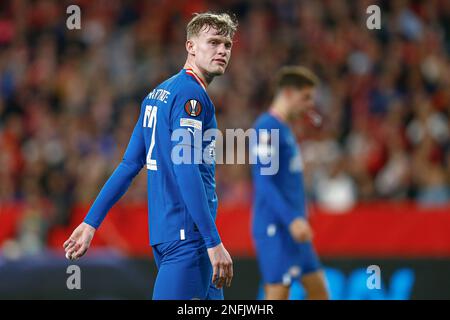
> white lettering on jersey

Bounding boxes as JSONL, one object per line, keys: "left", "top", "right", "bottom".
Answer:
{"left": 147, "top": 89, "right": 171, "bottom": 103}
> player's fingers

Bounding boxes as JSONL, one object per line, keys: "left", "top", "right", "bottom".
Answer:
{"left": 67, "top": 243, "right": 81, "bottom": 258}
{"left": 73, "top": 243, "right": 88, "bottom": 259}
{"left": 225, "top": 266, "right": 231, "bottom": 287}
{"left": 222, "top": 258, "right": 230, "bottom": 287}
{"left": 217, "top": 263, "right": 226, "bottom": 289}
{"left": 64, "top": 240, "right": 77, "bottom": 253}
{"left": 211, "top": 263, "right": 219, "bottom": 287}
{"left": 72, "top": 248, "right": 87, "bottom": 260}
{"left": 63, "top": 239, "right": 70, "bottom": 249}
{"left": 226, "top": 261, "right": 233, "bottom": 287}
{"left": 63, "top": 238, "right": 75, "bottom": 249}
{"left": 213, "top": 264, "right": 222, "bottom": 288}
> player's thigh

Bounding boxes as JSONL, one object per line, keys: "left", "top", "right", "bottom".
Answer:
{"left": 297, "top": 242, "right": 328, "bottom": 299}
{"left": 300, "top": 270, "right": 329, "bottom": 300}
{"left": 264, "top": 283, "right": 290, "bottom": 300}
{"left": 152, "top": 239, "right": 212, "bottom": 300}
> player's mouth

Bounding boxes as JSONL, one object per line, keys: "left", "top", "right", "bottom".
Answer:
{"left": 213, "top": 58, "right": 227, "bottom": 66}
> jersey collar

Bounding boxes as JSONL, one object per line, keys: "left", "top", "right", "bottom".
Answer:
{"left": 184, "top": 68, "right": 207, "bottom": 91}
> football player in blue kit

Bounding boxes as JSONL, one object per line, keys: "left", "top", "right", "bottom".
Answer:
{"left": 63, "top": 12, "right": 238, "bottom": 300}
{"left": 251, "top": 66, "right": 329, "bottom": 300}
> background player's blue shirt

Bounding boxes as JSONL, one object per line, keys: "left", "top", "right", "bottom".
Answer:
{"left": 84, "top": 69, "right": 221, "bottom": 248}
{"left": 251, "top": 112, "right": 307, "bottom": 236}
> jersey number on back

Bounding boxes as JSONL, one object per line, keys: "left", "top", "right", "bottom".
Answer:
{"left": 143, "top": 105, "right": 158, "bottom": 170}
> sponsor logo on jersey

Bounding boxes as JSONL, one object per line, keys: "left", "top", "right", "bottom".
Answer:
{"left": 180, "top": 118, "right": 202, "bottom": 130}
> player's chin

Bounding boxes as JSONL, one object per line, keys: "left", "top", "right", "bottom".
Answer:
{"left": 209, "top": 64, "right": 227, "bottom": 76}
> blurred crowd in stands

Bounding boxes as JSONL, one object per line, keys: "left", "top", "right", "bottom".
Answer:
{"left": 0, "top": 0, "right": 449, "bottom": 249}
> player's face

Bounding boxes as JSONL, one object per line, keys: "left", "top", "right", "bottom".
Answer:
{"left": 190, "top": 26, "right": 233, "bottom": 76}
{"left": 289, "top": 86, "right": 316, "bottom": 117}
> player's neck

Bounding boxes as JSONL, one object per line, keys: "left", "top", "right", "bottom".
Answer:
{"left": 183, "top": 62, "right": 211, "bottom": 88}
{"left": 269, "top": 102, "right": 291, "bottom": 125}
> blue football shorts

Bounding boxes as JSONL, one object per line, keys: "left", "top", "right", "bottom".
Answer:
{"left": 254, "top": 226, "right": 322, "bottom": 285}
{"left": 152, "top": 237, "right": 223, "bottom": 300}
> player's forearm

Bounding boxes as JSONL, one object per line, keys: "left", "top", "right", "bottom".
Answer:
{"left": 255, "top": 174, "right": 301, "bottom": 227}
{"left": 84, "top": 160, "right": 142, "bottom": 228}
{"left": 173, "top": 163, "right": 221, "bottom": 248}
{"left": 85, "top": 114, "right": 145, "bottom": 228}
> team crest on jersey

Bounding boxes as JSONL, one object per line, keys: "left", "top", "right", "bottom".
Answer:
{"left": 184, "top": 99, "right": 202, "bottom": 117}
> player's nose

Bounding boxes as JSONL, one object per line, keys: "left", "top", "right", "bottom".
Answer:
{"left": 216, "top": 43, "right": 228, "bottom": 56}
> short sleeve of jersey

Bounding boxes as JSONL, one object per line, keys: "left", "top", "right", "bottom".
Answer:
{"left": 170, "top": 85, "right": 212, "bottom": 145}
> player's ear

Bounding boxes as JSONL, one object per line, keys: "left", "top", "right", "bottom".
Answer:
{"left": 186, "top": 39, "right": 195, "bottom": 55}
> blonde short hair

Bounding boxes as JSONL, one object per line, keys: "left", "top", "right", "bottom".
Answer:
{"left": 186, "top": 12, "right": 238, "bottom": 39}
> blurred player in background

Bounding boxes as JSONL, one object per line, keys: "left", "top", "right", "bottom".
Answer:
{"left": 251, "top": 66, "right": 329, "bottom": 300}
{"left": 63, "top": 12, "right": 238, "bottom": 300}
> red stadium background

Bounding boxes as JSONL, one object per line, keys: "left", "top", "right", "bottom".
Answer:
{"left": 2, "top": 201, "right": 450, "bottom": 299}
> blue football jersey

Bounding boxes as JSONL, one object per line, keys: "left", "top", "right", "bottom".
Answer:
{"left": 84, "top": 69, "right": 221, "bottom": 248}
{"left": 251, "top": 112, "right": 307, "bottom": 236}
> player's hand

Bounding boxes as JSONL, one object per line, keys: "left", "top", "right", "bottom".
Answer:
{"left": 289, "top": 217, "right": 313, "bottom": 243}
{"left": 63, "top": 222, "right": 96, "bottom": 260}
{"left": 207, "top": 243, "right": 233, "bottom": 289}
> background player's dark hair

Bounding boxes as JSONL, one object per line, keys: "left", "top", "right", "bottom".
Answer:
{"left": 186, "top": 12, "right": 238, "bottom": 39}
{"left": 274, "top": 66, "right": 320, "bottom": 92}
